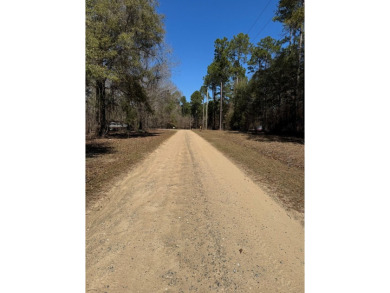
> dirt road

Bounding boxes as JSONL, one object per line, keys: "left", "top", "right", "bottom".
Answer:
{"left": 86, "top": 130, "right": 304, "bottom": 292}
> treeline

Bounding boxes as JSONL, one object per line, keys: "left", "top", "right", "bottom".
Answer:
{"left": 86, "top": 0, "right": 304, "bottom": 136}
{"left": 193, "top": 0, "right": 304, "bottom": 136}
{"left": 86, "top": 0, "right": 186, "bottom": 136}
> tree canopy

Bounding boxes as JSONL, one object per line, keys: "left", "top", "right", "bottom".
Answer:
{"left": 86, "top": 0, "right": 304, "bottom": 135}
{"left": 86, "top": 0, "right": 183, "bottom": 135}
{"left": 200, "top": 0, "right": 304, "bottom": 135}
{"left": 190, "top": 90, "right": 203, "bottom": 128}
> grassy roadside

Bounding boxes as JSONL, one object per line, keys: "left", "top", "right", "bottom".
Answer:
{"left": 86, "top": 130, "right": 176, "bottom": 209}
{"left": 194, "top": 130, "right": 304, "bottom": 219}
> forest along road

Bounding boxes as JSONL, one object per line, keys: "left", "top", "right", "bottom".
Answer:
{"left": 86, "top": 130, "right": 304, "bottom": 292}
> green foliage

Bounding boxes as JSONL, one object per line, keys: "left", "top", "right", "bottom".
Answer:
{"left": 200, "top": 0, "right": 304, "bottom": 135}
{"left": 120, "top": 99, "right": 138, "bottom": 129}
{"left": 228, "top": 33, "right": 250, "bottom": 81}
{"left": 213, "top": 37, "right": 231, "bottom": 84}
{"left": 273, "top": 0, "right": 304, "bottom": 50}
{"left": 229, "top": 80, "right": 252, "bottom": 130}
{"left": 199, "top": 85, "right": 208, "bottom": 100}
{"left": 274, "top": 0, "right": 304, "bottom": 32}
{"left": 86, "top": 0, "right": 166, "bottom": 135}
{"left": 248, "top": 36, "right": 280, "bottom": 72}
{"left": 205, "top": 62, "right": 219, "bottom": 90}
{"left": 180, "top": 96, "right": 191, "bottom": 116}
{"left": 190, "top": 90, "right": 203, "bottom": 126}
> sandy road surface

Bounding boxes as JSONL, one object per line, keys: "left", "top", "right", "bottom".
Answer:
{"left": 86, "top": 130, "right": 304, "bottom": 292}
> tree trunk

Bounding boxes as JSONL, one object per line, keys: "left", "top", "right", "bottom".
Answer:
{"left": 219, "top": 81, "right": 223, "bottom": 130}
{"left": 202, "top": 98, "right": 204, "bottom": 129}
{"left": 138, "top": 105, "right": 144, "bottom": 130}
{"left": 212, "top": 86, "right": 216, "bottom": 129}
{"left": 264, "top": 97, "right": 266, "bottom": 132}
{"left": 206, "top": 90, "right": 208, "bottom": 130}
{"left": 96, "top": 79, "right": 106, "bottom": 137}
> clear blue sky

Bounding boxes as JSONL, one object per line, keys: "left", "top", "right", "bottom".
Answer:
{"left": 157, "top": 0, "right": 284, "bottom": 101}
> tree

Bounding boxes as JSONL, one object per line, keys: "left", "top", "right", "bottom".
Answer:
{"left": 213, "top": 37, "right": 231, "bottom": 130}
{"left": 86, "top": 0, "right": 165, "bottom": 136}
{"left": 204, "top": 62, "right": 219, "bottom": 129}
{"left": 228, "top": 33, "right": 250, "bottom": 84}
{"left": 274, "top": 0, "right": 304, "bottom": 133}
{"left": 180, "top": 96, "right": 191, "bottom": 116}
{"left": 274, "top": 0, "right": 304, "bottom": 44}
{"left": 196, "top": 0, "right": 304, "bottom": 136}
{"left": 190, "top": 91, "right": 202, "bottom": 128}
{"left": 248, "top": 36, "right": 280, "bottom": 72}
{"left": 199, "top": 85, "right": 208, "bottom": 129}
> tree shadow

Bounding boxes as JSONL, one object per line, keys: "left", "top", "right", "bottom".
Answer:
{"left": 241, "top": 132, "right": 304, "bottom": 145}
{"left": 106, "top": 130, "right": 161, "bottom": 139}
{"left": 86, "top": 142, "right": 115, "bottom": 158}
{"left": 86, "top": 130, "right": 164, "bottom": 158}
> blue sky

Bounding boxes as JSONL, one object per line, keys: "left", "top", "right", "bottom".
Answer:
{"left": 157, "top": 0, "right": 284, "bottom": 101}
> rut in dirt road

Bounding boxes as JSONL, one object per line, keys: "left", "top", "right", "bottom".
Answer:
{"left": 86, "top": 130, "right": 304, "bottom": 292}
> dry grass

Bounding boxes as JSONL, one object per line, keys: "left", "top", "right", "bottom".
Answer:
{"left": 86, "top": 130, "right": 176, "bottom": 208}
{"left": 194, "top": 130, "right": 304, "bottom": 217}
